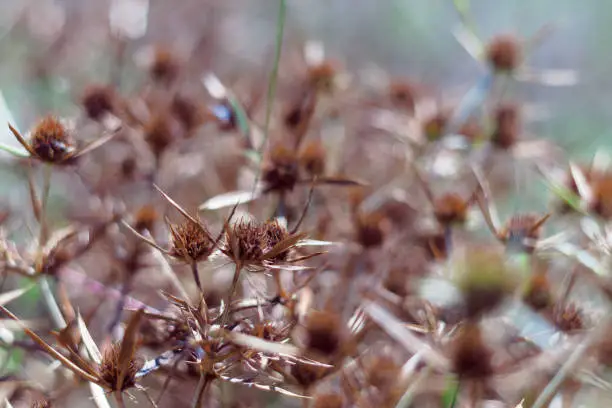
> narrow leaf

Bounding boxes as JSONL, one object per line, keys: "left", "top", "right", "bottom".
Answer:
{"left": 199, "top": 190, "right": 259, "bottom": 211}
{"left": 0, "top": 286, "right": 33, "bottom": 306}
{"left": 117, "top": 308, "right": 144, "bottom": 392}
{"left": 77, "top": 312, "right": 103, "bottom": 364}
{"left": 0, "top": 143, "right": 30, "bottom": 158}
{"left": 153, "top": 184, "right": 200, "bottom": 227}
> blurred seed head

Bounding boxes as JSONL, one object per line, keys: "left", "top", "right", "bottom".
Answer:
{"left": 592, "top": 175, "right": 612, "bottom": 219}
{"left": 433, "top": 193, "right": 469, "bottom": 226}
{"left": 365, "top": 355, "right": 400, "bottom": 389}
{"left": 308, "top": 61, "right": 337, "bottom": 93}
{"left": 171, "top": 94, "right": 203, "bottom": 134}
{"left": 299, "top": 140, "right": 327, "bottom": 177}
{"left": 451, "top": 322, "right": 493, "bottom": 379}
{"left": 144, "top": 115, "right": 177, "bottom": 159}
{"left": 150, "top": 47, "right": 180, "bottom": 85}
{"left": 388, "top": 80, "right": 416, "bottom": 113}
{"left": 455, "top": 248, "right": 517, "bottom": 318}
{"left": 262, "top": 144, "right": 300, "bottom": 193}
{"left": 82, "top": 85, "right": 116, "bottom": 122}
{"left": 304, "top": 310, "right": 343, "bottom": 356}
{"left": 133, "top": 205, "right": 158, "bottom": 233}
{"left": 522, "top": 270, "right": 552, "bottom": 310}
{"left": 492, "top": 103, "right": 519, "bottom": 149}
{"left": 486, "top": 35, "right": 521, "bottom": 72}
{"left": 355, "top": 211, "right": 386, "bottom": 248}
{"left": 553, "top": 302, "right": 585, "bottom": 332}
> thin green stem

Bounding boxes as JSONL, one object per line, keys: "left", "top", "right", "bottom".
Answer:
{"left": 251, "top": 0, "right": 287, "bottom": 197}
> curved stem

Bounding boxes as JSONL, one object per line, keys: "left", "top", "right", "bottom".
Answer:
{"left": 191, "top": 261, "right": 202, "bottom": 291}
{"left": 219, "top": 262, "right": 242, "bottom": 327}
{"left": 192, "top": 374, "right": 212, "bottom": 408}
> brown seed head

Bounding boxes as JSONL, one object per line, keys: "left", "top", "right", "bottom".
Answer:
{"left": 150, "top": 47, "right": 180, "bottom": 84}
{"left": 304, "top": 310, "right": 343, "bottom": 356}
{"left": 313, "top": 393, "right": 344, "bottom": 408}
{"left": 262, "top": 144, "right": 300, "bottom": 193}
{"left": 553, "top": 303, "right": 584, "bottom": 332}
{"left": 424, "top": 113, "right": 447, "bottom": 142}
{"left": 486, "top": 35, "right": 521, "bottom": 72}
{"left": 171, "top": 94, "right": 202, "bottom": 133}
{"left": 291, "top": 361, "right": 330, "bottom": 388}
{"left": 140, "top": 315, "right": 190, "bottom": 348}
{"left": 499, "top": 213, "right": 546, "bottom": 252}
{"left": 523, "top": 271, "right": 552, "bottom": 310}
{"left": 144, "top": 115, "right": 176, "bottom": 159}
{"left": 169, "top": 219, "right": 213, "bottom": 262}
{"left": 223, "top": 220, "right": 266, "bottom": 263}
{"left": 262, "top": 219, "right": 292, "bottom": 260}
{"left": 82, "top": 85, "right": 115, "bottom": 121}
{"left": 456, "top": 248, "right": 516, "bottom": 318}
{"left": 366, "top": 355, "right": 400, "bottom": 389}
{"left": 451, "top": 323, "right": 493, "bottom": 379}
{"left": 355, "top": 212, "right": 386, "bottom": 248}
{"left": 384, "top": 247, "right": 429, "bottom": 297}
{"left": 389, "top": 80, "right": 416, "bottom": 113}
{"left": 492, "top": 104, "right": 519, "bottom": 149}
{"left": 308, "top": 61, "right": 337, "bottom": 92}
{"left": 99, "top": 343, "right": 142, "bottom": 391}
{"left": 30, "top": 116, "right": 75, "bottom": 163}
{"left": 299, "top": 140, "right": 327, "bottom": 176}
{"left": 434, "top": 193, "right": 469, "bottom": 226}
{"left": 134, "top": 205, "right": 158, "bottom": 233}
{"left": 592, "top": 175, "right": 612, "bottom": 219}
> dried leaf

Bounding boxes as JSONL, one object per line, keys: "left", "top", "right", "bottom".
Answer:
{"left": 117, "top": 308, "right": 145, "bottom": 392}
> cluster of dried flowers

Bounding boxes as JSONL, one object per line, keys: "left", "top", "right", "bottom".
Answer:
{"left": 1, "top": 3, "right": 612, "bottom": 408}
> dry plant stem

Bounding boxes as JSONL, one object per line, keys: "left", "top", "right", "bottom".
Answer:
{"left": 39, "top": 164, "right": 52, "bottom": 248}
{"left": 192, "top": 374, "right": 213, "bottom": 408}
{"left": 191, "top": 261, "right": 202, "bottom": 291}
{"left": 219, "top": 262, "right": 243, "bottom": 327}
{"left": 115, "top": 390, "right": 126, "bottom": 408}
{"left": 39, "top": 277, "right": 67, "bottom": 329}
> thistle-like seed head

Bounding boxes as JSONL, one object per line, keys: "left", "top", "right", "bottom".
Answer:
{"left": 262, "top": 219, "right": 292, "bottom": 261}
{"left": 144, "top": 115, "right": 176, "bottom": 159}
{"left": 366, "top": 355, "right": 400, "bottom": 389}
{"left": 499, "top": 214, "right": 545, "bottom": 252}
{"left": 433, "top": 193, "right": 469, "bottom": 225}
{"left": 451, "top": 322, "right": 493, "bottom": 379}
{"left": 299, "top": 140, "right": 326, "bottom": 176}
{"left": 169, "top": 219, "right": 213, "bottom": 262}
{"left": 355, "top": 211, "right": 386, "bottom": 248}
{"left": 30, "top": 116, "right": 75, "bottom": 163}
{"left": 455, "top": 248, "right": 516, "bottom": 318}
{"left": 133, "top": 205, "right": 158, "bottom": 233}
{"left": 150, "top": 47, "right": 180, "bottom": 84}
{"left": 304, "top": 310, "right": 343, "bottom": 356}
{"left": 308, "top": 61, "right": 336, "bottom": 92}
{"left": 224, "top": 220, "right": 266, "bottom": 263}
{"left": 99, "top": 343, "right": 142, "bottom": 391}
{"left": 486, "top": 35, "right": 521, "bottom": 72}
{"left": 262, "top": 144, "right": 300, "bottom": 193}
{"left": 492, "top": 104, "right": 519, "bottom": 149}
{"left": 523, "top": 271, "right": 552, "bottom": 310}
{"left": 82, "top": 85, "right": 115, "bottom": 121}
{"left": 32, "top": 399, "right": 52, "bottom": 408}
{"left": 553, "top": 302, "right": 585, "bottom": 332}
{"left": 389, "top": 80, "right": 416, "bottom": 113}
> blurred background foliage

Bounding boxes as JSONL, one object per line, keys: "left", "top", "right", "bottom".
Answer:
{"left": 0, "top": 0, "right": 608, "bottom": 215}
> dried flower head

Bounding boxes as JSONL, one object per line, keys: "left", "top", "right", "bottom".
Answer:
{"left": 486, "top": 35, "right": 521, "bottom": 72}
{"left": 171, "top": 94, "right": 203, "bottom": 133}
{"left": 366, "top": 355, "right": 400, "bottom": 389}
{"left": 262, "top": 144, "right": 300, "bottom": 193}
{"left": 304, "top": 310, "right": 343, "bottom": 356}
{"left": 313, "top": 393, "right": 344, "bottom": 408}
{"left": 433, "top": 193, "right": 470, "bottom": 225}
{"left": 262, "top": 219, "right": 292, "bottom": 261}
{"left": 308, "top": 61, "right": 337, "bottom": 92}
{"left": 592, "top": 175, "right": 612, "bottom": 219}
{"left": 168, "top": 219, "right": 214, "bottom": 262}
{"left": 150, "top": 47, "right": 180, "bottom": 84}
{"left": 522, "top": 271, "right": 552, "bottom": 310}
{"left": 82, "top": 85, "right": 116, "bottom": 121}
{"left": 388, "top": 80, "right": 416, "bottom": 113}
{"left": 451, "top": 322, "right": 493, "bottom": 379}
{"left": 491, "top": 104, "right": 519, "bottom": 149}
{"left": 498, "top": 213, "right": 549, "bottom": 252}
{"left": 455, "top": 248, "right": 516, "bottom": 318}
{"left": 355, "top": 211, "right": 386, "bottom": 248}
{"left": 31, "top": 399, "right": 52, "bottom": 408}
{"left": 144, "top": 115, "right": 176, "bottom": 159}
{"left": 553, "top": 302, "right": 584, "bottom": 332}
{"left": 98, "top": 343, "right": 142, "bottom": 391}
{"left": 30, "top": 116, "right": 76, "bottom": 163}
{"left": 133, "top": 205, "right": 158, "bottom": 232}
{"left": 299, "top": 140, "right": 327, "bottom": 176}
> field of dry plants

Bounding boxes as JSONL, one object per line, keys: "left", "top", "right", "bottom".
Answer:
{"left": 0, "top": 0, "right": 611, "bottom": 407}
